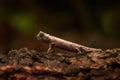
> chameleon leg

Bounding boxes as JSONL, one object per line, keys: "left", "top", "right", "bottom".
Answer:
{"left": 75, "top": 48, "right": 81, "bottom": 60}
{"left": 75, "top": 48, "right": 81, "bottom": 54}
{"left": 47, "top": 43, "right": 54, "bottom": 54}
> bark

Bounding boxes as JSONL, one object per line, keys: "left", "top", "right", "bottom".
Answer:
{"left": 0, "top": 48, "right": 120, "bottom": 80}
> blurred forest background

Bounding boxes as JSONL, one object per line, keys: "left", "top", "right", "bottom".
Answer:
{"left": 0, "top": 0, "right": 120, "bottom": 53}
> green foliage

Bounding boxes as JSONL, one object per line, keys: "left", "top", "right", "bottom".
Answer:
{"left": 101, "top": 8, "right": 120, "bottom": 36}
{"left": 10, "top": 13, "right": 36, "bottom": 35}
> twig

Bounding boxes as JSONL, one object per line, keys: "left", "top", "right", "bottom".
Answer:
{"left": 36, "top": 31, "right": 102, "bottom": 53}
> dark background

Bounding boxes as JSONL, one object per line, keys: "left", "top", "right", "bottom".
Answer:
{"left": 0, "top": 0, "right": 120, "bottom": 53}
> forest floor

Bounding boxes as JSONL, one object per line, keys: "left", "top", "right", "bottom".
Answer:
{"left": 0, "top": 47, "right": 120, "bottom": 80}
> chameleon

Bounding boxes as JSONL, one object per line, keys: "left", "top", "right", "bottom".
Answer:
{"left": 36, "top": 31, "right": 102, "bottom": 54}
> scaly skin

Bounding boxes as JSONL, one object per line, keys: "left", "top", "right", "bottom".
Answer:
{"left": 36, "top": 31, "right": 102, "bottom": 53}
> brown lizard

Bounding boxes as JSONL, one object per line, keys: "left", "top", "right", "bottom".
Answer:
{"left": 36, "top": 31, "right": 102, "bottom": 54}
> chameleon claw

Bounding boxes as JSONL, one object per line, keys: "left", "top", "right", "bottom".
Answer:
{"left": 47, "top": 44, "right": 54, "bottom": 54}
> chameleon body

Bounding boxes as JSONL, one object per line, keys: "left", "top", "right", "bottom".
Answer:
{"left": 36, "top": 31, "right": 102, "bottom": 53}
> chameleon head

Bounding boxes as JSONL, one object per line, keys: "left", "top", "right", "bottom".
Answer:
{"left": 36, "top": 31, "right": 45, "bottom": 40}
{"left": 36, "top": 31, "right": 51, "bottom": 43}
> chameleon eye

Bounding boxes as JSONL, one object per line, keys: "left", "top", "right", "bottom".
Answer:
{"left": 36, "top": 31, "right": 45, "bottom": 40}
{"left": 39, "top": 31, "right": 44, "bottom": 37}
